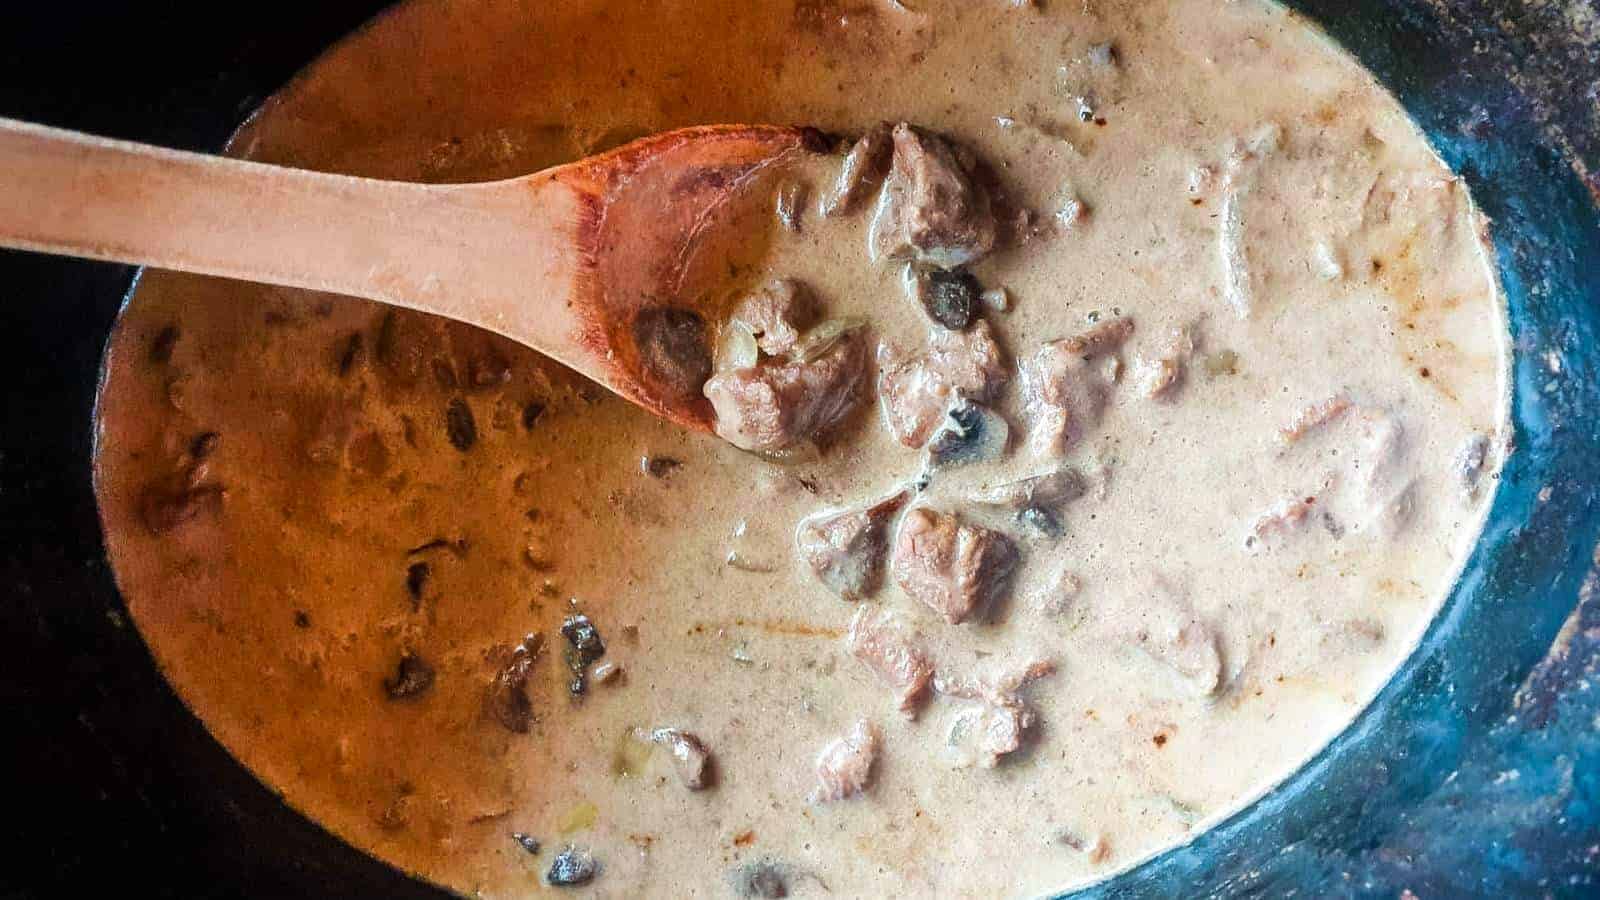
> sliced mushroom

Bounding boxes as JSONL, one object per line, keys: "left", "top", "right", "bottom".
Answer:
{"left": 926, "top": 400, "right": 1010, "bottom": 470}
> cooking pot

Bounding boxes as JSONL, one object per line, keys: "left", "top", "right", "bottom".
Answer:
{"left": 2, "top": 1, "right": 1596, "bottom": 896}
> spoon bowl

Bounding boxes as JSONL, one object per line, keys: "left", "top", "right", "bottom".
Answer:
{"left": 556, "top": 125, "right": 827, "bottom": 429}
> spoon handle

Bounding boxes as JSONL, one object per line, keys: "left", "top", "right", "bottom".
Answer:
{"left": 0, "top": 116, "right": 581, "bottom": 331}
{"left": 0, "top": 115, "right": 810, "bottom": 433}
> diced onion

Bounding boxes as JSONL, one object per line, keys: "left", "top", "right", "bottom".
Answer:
{"left": 793, "top": 317, "right": 866, "bottom": 363}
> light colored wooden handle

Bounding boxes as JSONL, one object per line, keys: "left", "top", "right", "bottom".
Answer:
{"left": 0, "top": 116, "right": 577, "bottom": 324}
{"left": 0, "top": 116, "right": 808, "bottom": 433}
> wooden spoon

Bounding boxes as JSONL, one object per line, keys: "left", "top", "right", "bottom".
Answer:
{"left": 0, "top": 117, "right": 824, "bottom": 431}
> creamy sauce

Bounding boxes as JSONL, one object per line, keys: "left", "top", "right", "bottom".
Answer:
{"left": 93, "top": 0, "right": 1509, "bottom": 896}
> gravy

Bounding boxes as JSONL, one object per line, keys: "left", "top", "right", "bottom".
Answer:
{"left": 94, "top": 0, "right": 1509, "bottom": 896}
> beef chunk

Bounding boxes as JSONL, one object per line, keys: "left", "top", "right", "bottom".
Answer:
{"left": 870, "top": 124, "right": 997, "bottom": 268}
{"left": 730, "top": 279, "right": 820, "bottom": 357}
{"left": 975, "top": 704, "right": 1033, "bottom": 766}
{"left": 705, "top": 330, "right": 868, "bottom": 452}
{"left": 796, "top": 489, "right": 911, "bottom": 601}
{"left": 649, "top": 728, "right": 714, "bottom": 790}
{"left": 823, "top": 122, "right": 893, "bottom": 217}
{"left": 1019, "top": 317, "right": 1133, "bottom": 454}
{"left": 811, "top": 720, "right": 880, "bottom": 802}
{"left": 879, "top": 319, "right": 1009, "bottom": 448}
{"left": 937, "top": 658, "right": 1056, "bottom": 768}
{"left": 846, "top": 606, "right": 934, "bottom": 718}
{"left": 891, "top": 506, "right": 1019, "bottom": 625}
{"left": 948, "top": 703, "right": 1035, "bottom": 768}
